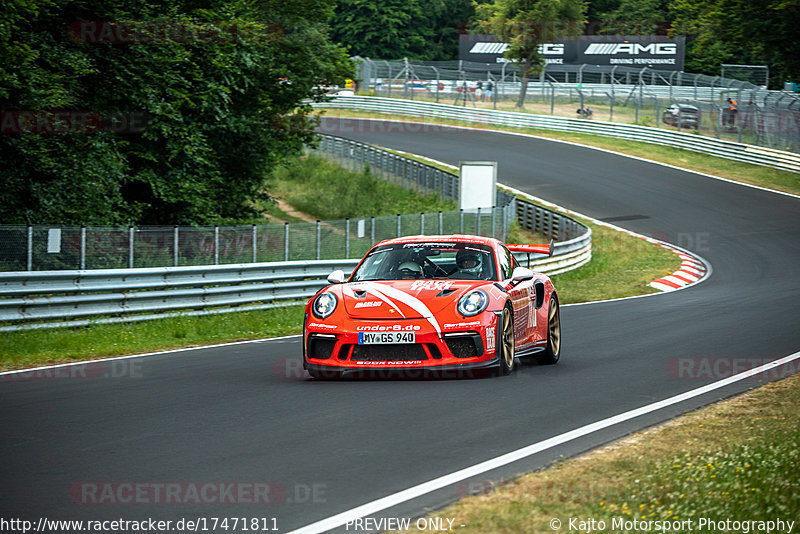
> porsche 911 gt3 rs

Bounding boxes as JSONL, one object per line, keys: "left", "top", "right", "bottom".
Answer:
{"left": 303, "top": 234, "right": 561, "bottom": 378}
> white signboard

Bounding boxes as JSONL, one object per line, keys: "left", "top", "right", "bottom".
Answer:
{"left": 459, "top": 161, "right": 497, "bottom": 211}
{"left": 47, "top": 229, "right": 62, "bottom": 254}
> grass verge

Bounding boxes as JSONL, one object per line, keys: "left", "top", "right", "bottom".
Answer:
{"left": 392, "top": 372, "right": 800, "bottom": 533}
{"left": 318, "top": 109, "right": 800, "bottom": 196}
{"left": 262, "top": 154, "right": 456, "bottom": 219}
{"left": 551, "top": 220, "right": 679, "bottom": 304}
{"left": 0, "top": 307, "right": 305, "bottom": 372}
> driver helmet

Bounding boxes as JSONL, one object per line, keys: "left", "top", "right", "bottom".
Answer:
{"left": 456, "top": 249, "right": 482, "bottom": 273}
{"left": 398, "top": 261, "right": 423, "bottom": 279}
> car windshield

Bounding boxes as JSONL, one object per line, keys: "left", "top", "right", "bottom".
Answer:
{"left": 351, "top": 242, "right": 498, "bottom": 281}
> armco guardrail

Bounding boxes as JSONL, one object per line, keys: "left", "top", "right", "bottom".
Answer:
{"left": 0, "top": 242, "right": 586, "bottom": 332}
{"left": 0, "top": 260, "right": 357, "bottom": 331}
{"left": 514, "top": 199, "right": 591, "bottom": 276}
{"left": 315, "top": 96, "right": 800, "bottom": 173}
{"left": 0, "top": 199, "right": 589, "bottom": 331}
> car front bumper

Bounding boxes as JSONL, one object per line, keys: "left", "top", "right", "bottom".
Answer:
{"left": 303, "top": 313, "right": 501, "bottom": 374}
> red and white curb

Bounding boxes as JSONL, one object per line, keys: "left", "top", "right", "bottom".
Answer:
{"left": 479, "top": 183, "right": 711, "bottom": 293}
{"left": 650, "top": 250, "right": 708, "bottom": 292}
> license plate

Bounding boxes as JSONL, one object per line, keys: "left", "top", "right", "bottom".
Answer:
{"left": 358, "top": 332, "right": 416, "bottom": 344}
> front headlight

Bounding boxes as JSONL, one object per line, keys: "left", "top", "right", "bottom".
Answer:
{"left": 457, "top": 289, "right": 489, "bottom": 316}
{"left": 312, "top": 292, "right": 338, "bottom": 319}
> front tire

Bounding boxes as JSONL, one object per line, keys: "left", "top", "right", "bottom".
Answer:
{"left": 536, "top": 295, "right": 561, "bottom": 365}
{"left": 495, "top": 305, "right": 515, "bottom": 376}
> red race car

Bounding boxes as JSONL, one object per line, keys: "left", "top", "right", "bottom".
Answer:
{"left": 303, "top": 234, "right": 561, "bottom": 378}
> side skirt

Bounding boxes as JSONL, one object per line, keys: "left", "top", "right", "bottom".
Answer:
{"left": 515, "top": 341, "right": 548, "bottom": 358}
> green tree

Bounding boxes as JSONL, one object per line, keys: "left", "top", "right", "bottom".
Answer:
{"left": 425, "top": 0, "right": 476, "bottom": 61}
{"left": 670, "top": 0, "right": 736, "bottom": 77}
{"left": 585, "top": 0, "right": 620, "bottom": 29}
{"left": 330, "top": 0, "right": 429, "bottom": 59}
{"left": 714, "top": 0, "right": 800, "bottom": 86}
{"left": 0, "top": 0, "right": 352, "bottom": 225}
{"left": 478, "top": 0, "right": 585, "bottom": 108}
{"left": 670, "top": 0, "right": 800, "bottom": 86}
{"left": 330, "top": 0, "right": 474, "bottom": 61}
{"left": 596, "top": 0, "right": 670, "bottom": 35}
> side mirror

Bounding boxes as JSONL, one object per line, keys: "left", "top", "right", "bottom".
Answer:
{"left": 327, "top": 270, "right": 346, "bottom": 284}
{"left": 510, "top": 266, "right": 534, "bottom": 286}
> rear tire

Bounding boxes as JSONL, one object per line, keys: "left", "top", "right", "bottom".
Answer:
{"left": 536, "top": 295, "right": 561, "bottom": 365}
{"left": 495, "top": 305, "right": 515, "bottom": 376}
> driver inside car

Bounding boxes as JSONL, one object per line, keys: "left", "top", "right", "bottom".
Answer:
{"left": 450, "top": 249, "right": 484, "bottom": 279}
{"left": 397, "top": 261, "right": 423, "bottom": 279}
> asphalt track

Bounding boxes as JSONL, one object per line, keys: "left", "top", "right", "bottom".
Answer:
{"left": 2, "top": 118, "right": 799, "bottom": 532}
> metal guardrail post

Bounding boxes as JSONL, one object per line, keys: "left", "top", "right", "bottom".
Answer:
{"left": 27, "top": 226, "right": 32, "bottom": 271}
{"left": 284, "top": 223, "right": 289, "bottom": 261}
{"left": 345, "top": 218, "right": 350, "bottom": 259}
{"left": 173, "top": 226, "right": 179, "bottom": 267}
{"left": 433, "top": 67, "right": 440, "bottom": 103}
{"left": 129, "top": 227, "right": 135, "bottom": 269}
{"left": 214, "top": 226, "right": 220, "bottom": 265}
{"left": 252, "top": 225, "right": 257, "bottom": 263}
{"left": 80, "top": 227, "right": 86, "bottom": 270}
{"left": 316, "top": 220, "right": 321, "bottom": 260}
{"left": 371, "top": 216, "right": 375, "bottom": 246}
{"left": 396, "top": 214, "right": 401, "bottom": 237}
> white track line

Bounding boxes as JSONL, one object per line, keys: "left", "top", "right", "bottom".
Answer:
{"left": 0, "top": 335, "right": 301, "bottom": 377}
{"left": 286, "top": 349, "right": 800, "bottom": 534}
{"left": 340, "top": 117, "right": 800, "bottom": 200}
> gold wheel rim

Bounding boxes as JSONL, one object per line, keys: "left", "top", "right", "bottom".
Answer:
{"left": 503, "top": 309, "right": 515, "bottom": 368}
{"left": 549, "top": 299, "right": 561, "bottom": 355}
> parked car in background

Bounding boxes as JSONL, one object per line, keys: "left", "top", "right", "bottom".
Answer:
{"left": 662, "top": 103, "right": 700, "bottom": 129}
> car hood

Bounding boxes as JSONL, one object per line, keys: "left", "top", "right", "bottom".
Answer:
{"left": 341, "top": 280, "right": 484, "bottom": 319}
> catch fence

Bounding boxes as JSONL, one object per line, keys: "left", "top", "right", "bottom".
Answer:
{"left": 354, "top": 58, "right": 800, "bottom": 152}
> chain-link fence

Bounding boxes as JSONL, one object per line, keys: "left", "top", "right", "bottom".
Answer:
{"left": 0, "top": 135, "right": 527, "bottom": 271}
{"left": 354, "top": 58, "right": 800, "bottom": 152}
{"left": 0, "top": 210, "right": 521, "bottom": 272}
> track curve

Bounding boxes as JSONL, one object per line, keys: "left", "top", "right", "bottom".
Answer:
{"left": 2, "top": 119, "right": 799, "bottom": 532}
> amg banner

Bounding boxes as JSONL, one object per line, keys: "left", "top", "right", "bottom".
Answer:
{"left": 460, "top": 35, "right": 685, "bottom": 71}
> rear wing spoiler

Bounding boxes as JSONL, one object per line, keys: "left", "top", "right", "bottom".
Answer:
{"left": 506, "top": 239, "right": 554, "bottom": 257}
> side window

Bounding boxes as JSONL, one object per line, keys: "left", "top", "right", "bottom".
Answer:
{"left": 498, "top": 245, "right": 515, "bottom": 280}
